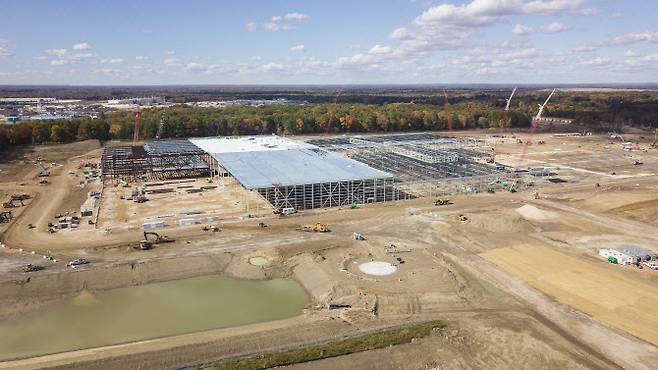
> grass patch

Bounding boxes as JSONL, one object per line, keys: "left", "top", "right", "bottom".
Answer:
{"left": 206, "top": 320, "right": 444, "bottom": 370}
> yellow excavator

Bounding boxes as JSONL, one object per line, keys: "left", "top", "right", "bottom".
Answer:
{"left": 297, "top": 223, "right": 330, "bottom": 232}
{"left": 137, "top": 231, "right": 174, "bottom": 250}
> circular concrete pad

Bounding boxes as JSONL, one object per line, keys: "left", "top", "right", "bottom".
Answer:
{"left": 358, "top": 261, "right": 397, "bottom": 276}
{"left": 249, "top": 256, "right": 269, "bottom": 266}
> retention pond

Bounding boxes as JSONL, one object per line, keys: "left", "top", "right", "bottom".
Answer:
{"left": 0, "top": 275, "right": 309, "bottom": 360}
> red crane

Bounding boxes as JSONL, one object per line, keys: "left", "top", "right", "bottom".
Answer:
{"left": 443, "top": 90, "right": 452, "bottom": 132}
{"left": 132, "top": 105, "right": 142, "bottom": 145}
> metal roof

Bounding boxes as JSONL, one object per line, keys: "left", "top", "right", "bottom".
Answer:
{"left": 211, "top": 148, "right": 393, "bottom": 189}
{"left": 612, "top": 245, "right": 657, "bottom": 257}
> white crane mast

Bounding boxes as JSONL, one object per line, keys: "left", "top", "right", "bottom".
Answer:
{"left": 536, "top": 88, "right": 556, "bottom": 119}
{"left": 505, "top": 87, "right": 517, "bottom": 111}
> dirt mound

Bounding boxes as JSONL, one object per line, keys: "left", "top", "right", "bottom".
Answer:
{"left": 515, "top": 204, "right": 558, "bottom": 222}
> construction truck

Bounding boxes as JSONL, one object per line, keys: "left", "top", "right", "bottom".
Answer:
{"left": 297, "top": 223, "right": 330, "bottom": 232}
{"left": 137, "top": 231, "right": 174, "bottom": 250}
{"left": 434, "top": 199, "right": 451, "bottom": 206}
{"left": 23, "top": 264, "right": 44, "bottom": 273}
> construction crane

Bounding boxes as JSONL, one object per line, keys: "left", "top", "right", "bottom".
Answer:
{"left": 536, "top": 88, "right": 556, "bottom": 119}
{"left": 505, "top": 87, "right": 517, "bottom": 111}
{"left": 155, "top": 114, "right": 165, "bottom": 140}
{"left": 443, "top": 90, "right": 453, "bottom": 131}
{"left": 132, "top": 105, "right": 142, "bottom": 145}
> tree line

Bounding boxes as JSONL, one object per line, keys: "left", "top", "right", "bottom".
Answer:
{"left": 1, "top": 94, "right": 657, "bottom": 151}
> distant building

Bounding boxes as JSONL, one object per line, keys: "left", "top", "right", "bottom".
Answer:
{"left": 599, "top": 246, "right": 657, "bottom": 265}
{"left": 533, "top": 117, "right": 574, "bottom": 126}
{"left": 107, "top": 96, "right": 165, "bottom": 106}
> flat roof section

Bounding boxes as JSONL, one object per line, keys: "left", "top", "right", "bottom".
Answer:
{"left": 211, "top": 148, "right": 393, "bottom": 189}
{"left": 189, "top": 135, "right": 315, "bottom": 154}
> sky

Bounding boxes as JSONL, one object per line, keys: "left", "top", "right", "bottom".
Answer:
{"left": 0, "top": 0, "right": 656, "bottom": 85}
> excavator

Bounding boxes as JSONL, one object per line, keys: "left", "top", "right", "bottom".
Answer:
{"left": 434, "top": 199, "right": 452, "bottom": 206}
{"left": 297, "top": 223, "right": 330, "bottom": 232}
{"left": 137, "top": 231, "right": 174, "bottom": 250}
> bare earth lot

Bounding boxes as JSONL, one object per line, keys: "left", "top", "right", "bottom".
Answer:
{"left": 1, "top": 131, "right": 658, "bottom": 370}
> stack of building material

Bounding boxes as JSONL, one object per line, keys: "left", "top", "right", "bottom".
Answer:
{"left": 143, "top": 220, "right": 165, "bottom": 229}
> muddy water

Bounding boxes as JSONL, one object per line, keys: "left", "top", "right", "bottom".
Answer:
{"left": 0, "top": 275, "right": 309, "bottom": 360}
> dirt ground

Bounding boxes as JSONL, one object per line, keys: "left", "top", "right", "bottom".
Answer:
{"left": 1, "top": 131, "right": 658, "bottom": 370}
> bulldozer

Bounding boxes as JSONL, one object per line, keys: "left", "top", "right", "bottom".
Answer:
{"left": 297, "top": 223, "right": 330, "bottom": 233}
{"left": 137, "top": 231, "right": 174, "bottom": 250}
{"left": 434, "top": 198, "right": 451, "bottom": 206}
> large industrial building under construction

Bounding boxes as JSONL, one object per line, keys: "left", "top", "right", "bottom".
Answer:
{"left": 101, "top": 133, "right": 518, "bottom": 210}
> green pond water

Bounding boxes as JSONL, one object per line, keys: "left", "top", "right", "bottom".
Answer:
{"left": 0, "top": 275, "right": 309, "bottom": 360}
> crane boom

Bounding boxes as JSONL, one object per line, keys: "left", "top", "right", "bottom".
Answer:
{"left": 504, "top": 87, "right": 517, "bottom": 111}
{"left": 536, "top": 88, "right": 556, "bottom": 119}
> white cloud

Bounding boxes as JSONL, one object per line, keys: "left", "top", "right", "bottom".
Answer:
{"left": 610, "top": 11, "right": 623, "bottom": 19}
{"left": 263, "top": 22, "right": 280, "bottom": 32}
{"left": 578, "top": 56, "right": 610, "bottom": 67}
{"left": 50, "top": 59, "right": 69, "bottom": 65}
{"left": 284, "top": 13, "right": 309, "bottom": 21}
{"left": 245, "top": 22, "right": 258, "bottom": 32}
{"left": 513, "top": 22, "right": 567, "bottom": 35}
{"left": 624, "top": 50, "right": 638, "bottom": 57}
{"left": 572, "top": 45, "right": 597, "bottom": 53}
{"left": 512, "top": 24, "right": 534, "bottom": 35}
{"left": 606, "top": 32, "right": 658, "bottom": 46}
{"left": 72, "top": 42, "right": 91, "bottom": 50}
{"left": 101, "top": 58, "right": 124, "bottom": 64}
{"left": 271, "top": 15, "right": 282, "bottom": 21}
{"left": 369, "top": 45, "right": 393, "bottom": 55}
{"left": 45, "top": 48, "right": 67, "bottom": 57}
{"left": 166, "top": 50, "right": 176, "bottom": 55}
{"left": 0, "top": 46, "right": 13, "bottom": 58}
{"left": 290, "top": 44, "right": 305, "bottom": 52}
{"left": 164, "top": 57, "right": 181, "bottom": 66}
{"left": 68, "top": 52, "right": 95, "bottom": 61}
{"left": 184, "top": 62, "right": 206, "bottom": 72}
{"left": 135, "top": 56, "right": 148, "bottom": 61}
{"left": 389, "top": 27, "right": 416, "bottom": 40}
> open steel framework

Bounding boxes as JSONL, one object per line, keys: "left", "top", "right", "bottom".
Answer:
{"left": 306, "top": 133, "right": 516, "bottom": 197}
{"left": 101, "top": 140, "right": 210, "bottom": 181}
{"left": 255, "top": 178, "right": 400, "bottom": 210}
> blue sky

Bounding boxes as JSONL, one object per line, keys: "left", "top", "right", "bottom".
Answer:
{"left": 0, "top": 0, "right": 656, "bottom": 84}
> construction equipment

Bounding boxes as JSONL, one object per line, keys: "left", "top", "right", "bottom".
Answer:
{"left": 536, "top": 88, "right": 556, "bottom": 119}
{"left": 36, "top": 160, "right": 50, "bottom": 177}
{"left": 298, "top": 223, "right": 330, "bottom": 233}
{"left": 202, "top": 225, "right": 220, "bottom": 232}
{"left": 434, "top": 199, "right": 452, "bottom": 206}
{"left": 456, "top": 214, "right": 468, "bottom": 222}
{"left": 138, "top": 231, "right": 174, "bottom": 250}
{"left": 23, "top": 264, "right": 44, "bottom": 273}
{"left": 349, "top": 203, "right": 359, "bottom": 209}
{"left": 258, "top": 222, "right": 268, "bottom": 228}
{"left": 353, "top": 232, "right": 366, "bottom": 241}
{"left": 0, "top": 211, "right": 12, "bottom": 223}
{"left": 633, "top": 159, "right": 643, "bottom": 166}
